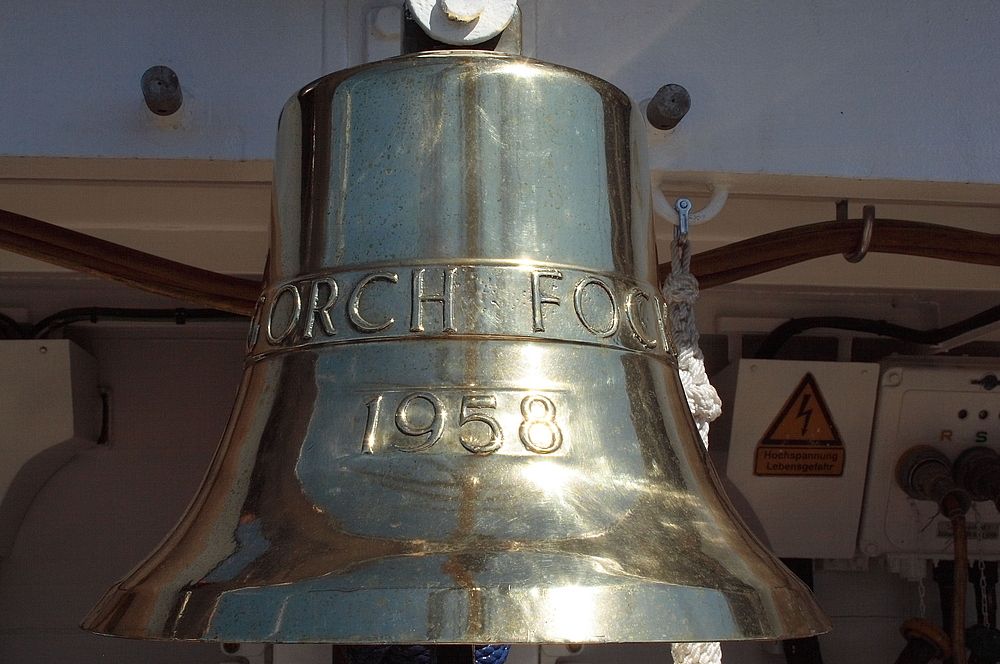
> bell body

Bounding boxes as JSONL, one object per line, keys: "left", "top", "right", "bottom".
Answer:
{"left": 83, "top": 52, "right": 830, "bottom": 643}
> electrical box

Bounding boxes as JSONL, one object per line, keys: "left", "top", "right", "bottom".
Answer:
{"left": 0, "top": 340, "right": 100, "bottom": 557}
{"left": 712, "top": 359, "right": 880, "bottom": 559}
{"left": 859, "top": 357, "right": 1000, "bottom": 566}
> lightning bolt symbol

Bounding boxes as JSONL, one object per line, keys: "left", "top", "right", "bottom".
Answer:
{"left": 796, "top": 393, "right": 814, "bottom": 437}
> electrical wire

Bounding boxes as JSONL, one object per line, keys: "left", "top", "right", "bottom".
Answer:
{"left": 753, "top": 304, "right": 1000, "bottom": 359}
{"left": 30, "top": 307, "right": 247, "bottom": 339}
{"left": 0, "top": 307, "right": 248, "bottom": 340}
{"left": 0, "top": 310, "right": 25, "bottom": 338}
{"left": 952, "top": 513, "right": 969, "bottom": 664}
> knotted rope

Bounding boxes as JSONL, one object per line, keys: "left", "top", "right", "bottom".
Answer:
{"left": 670, "top": 642, "right": 723, "bottom": 664}
{"left": 663, "top": 226, "right": 724, "bottom": 664}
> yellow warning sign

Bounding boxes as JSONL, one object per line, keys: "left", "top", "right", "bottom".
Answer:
{"left": 754, "top": 373, "right": 845, "bottom": 476}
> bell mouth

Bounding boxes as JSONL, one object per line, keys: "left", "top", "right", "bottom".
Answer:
{"left": 86, "top": 551, "right": 828, "bottom": 644}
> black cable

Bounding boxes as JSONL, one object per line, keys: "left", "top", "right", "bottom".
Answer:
{"left": 780, "top": 558, "right": 825, "bottom": 664}
{"left": 30, "top": 307, "right": 248, "bottom": 339}
{"left": 933, "top": 561, "right": 958, "bottom": 641}
{"left": 754, "top": 304, "right": 1000, "bottom": 359}
{"left": 0, "top": 311, "right": 27, "bottom": 339}
{"left": 96, "top": 389, "right": 110, "bottom": 445}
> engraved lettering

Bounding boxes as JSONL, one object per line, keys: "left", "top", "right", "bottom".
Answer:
{"left": 349, "top": 272, "right": 398, "bottom": 332}
{"left": 573, "top": 276, "right": 619, "bottom": 338}
{"left": 302, "top": 278, "right": 339, "bottom": 339}
{"left": 394, "top": 392, "right": 444, "bottom": 451}
{"left": 361, "top": 389, "right": 565, "bottom": 456}
{"left": 248, "top": 265, "right": 673, "bottom": 361}
{"left": 531, "top": 269, "right": 563, "bottom": 332}
{"left": 519, "top": 394, "right": 563, "bottom": 453}
{"left": 460, "top": 395, "right": 503, "bottom": 455}
{"left": 363, "top": 395, "right": 383, "bottom": 454}
{"left": 266, "top": 283, "right": 302, "bottom": 345}
{"left": 655, "top": 298, "right": 673, "bottom": 354}
{"left": 410, "top": 268, "right": 456, "bottom": 333}
{"left": 246, "top": 294, "right": 266, "bottom": 351}
{"left": 625, "top": 287, "right": 658, "bottom": 349}
{"left": 940, "top": 430, "right": 953, "bottom": 442}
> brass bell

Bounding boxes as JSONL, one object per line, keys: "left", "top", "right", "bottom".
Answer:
{"left": 83, "top": 51, "right": 830, "bottom": 644}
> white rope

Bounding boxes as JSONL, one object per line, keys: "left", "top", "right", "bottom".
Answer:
{"left": 670, "top": 642, "right": 723, "bottom": 664}
{"left": 663, "top": 230, "right": 724, "bottom": 664}
{"left": 663, "top": 232, "right": 723, "bottom": 441}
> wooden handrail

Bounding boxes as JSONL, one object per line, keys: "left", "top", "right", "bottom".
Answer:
{"left": 659, "top": 219, "right": 1000, "bottom": 288}
{"left": 0, "top": 208, "right": 261, "bottom": 315}
{"left": 2, "top": 209, "right": 999, "bottom": 314}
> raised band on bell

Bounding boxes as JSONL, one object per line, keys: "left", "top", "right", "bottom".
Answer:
{"left": 248, "top": 264, "right": 672, "bottom": 360}
{"left": 83, "top": 39, "right": 829, "bottom": 646}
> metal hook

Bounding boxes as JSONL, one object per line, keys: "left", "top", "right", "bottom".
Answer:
{"left": 843, "top": 204, "right": 875, "bottom": 263}
{"left": 674, "top": 198, "right": 692, "bottom": 238}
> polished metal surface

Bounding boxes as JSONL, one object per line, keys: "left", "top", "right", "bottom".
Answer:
{"left": 83, "top": 51, "right": 831, "bottom": 644}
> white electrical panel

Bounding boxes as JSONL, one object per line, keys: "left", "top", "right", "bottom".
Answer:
{"left": 859, "top": 357, "right": 1000, "bottom": 564}
{"left": 712, "top": 359, "right": 880, "bottom": 559}
{"left": 0, "top": 340, "right": 100, "bottom": 557}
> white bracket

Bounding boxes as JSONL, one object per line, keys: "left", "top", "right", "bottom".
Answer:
{"left": 406, "top": 0, "right": 518, "bottom": 45}
{"left": 652, "top": 179, "right": 730, "bottom": 227}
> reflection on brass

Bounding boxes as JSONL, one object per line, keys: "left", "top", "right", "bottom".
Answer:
{"left": 82, "top": 51, "right": 831, "bottom": 644}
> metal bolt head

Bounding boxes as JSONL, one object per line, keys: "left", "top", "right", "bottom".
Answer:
{"left": 646, "top": 83, "right": 691, "bottom": 130}
{"left": 141, "top": 65, "right": 183, "bottom": 116}
{"left": 441, "top": 0, "right": 486, "bottom": 22}
{"left": 883, "top": 369, "right": 903, "bottom": 387}
{"left": 373, "top": 6, "right": 402, "bottom": 39}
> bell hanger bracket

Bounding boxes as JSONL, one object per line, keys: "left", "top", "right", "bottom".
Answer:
{"left": 404, "top": 0, "right": 521, "bottom": 53}
{"left": 653, "top": 180, "right": 730, "bottom": 230}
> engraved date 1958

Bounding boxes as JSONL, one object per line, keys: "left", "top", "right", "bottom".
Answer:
{"left": 362, "top": 390, "right": 564, "bottom": 456}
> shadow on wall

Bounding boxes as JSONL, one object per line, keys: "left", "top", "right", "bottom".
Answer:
{"left": 0, "top": 330, "right": 245, "bottom": 663}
